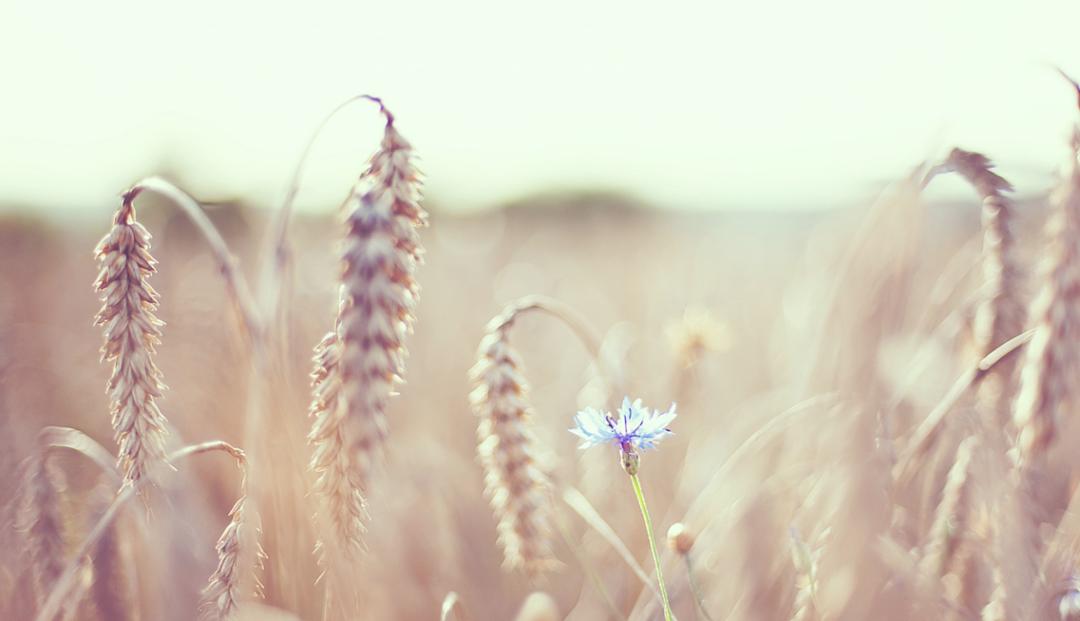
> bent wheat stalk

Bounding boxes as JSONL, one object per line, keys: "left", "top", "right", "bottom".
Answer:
{"left": 125, "top": 179, "right": 263, "bottom": 341}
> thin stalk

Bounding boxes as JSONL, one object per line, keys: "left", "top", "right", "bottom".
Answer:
{"left": 894, "top": 327, "right": 1034, "bottom": 481}
{"left": 263, "top": 94, "right": 386, "bottom": 320}
{"left": 683, "top": 555, "right": 714, "bottom": 621}
{"left": 630, "top": 474, "right": 675, "bottom": 621}
{"left": 562, "top": 486, "right": 660, "bottom": 600}
{"left": 553, "top": 517, "right": 622, "bottom": 620}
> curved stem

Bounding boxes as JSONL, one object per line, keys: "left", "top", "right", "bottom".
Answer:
{"left": 38, "top": 426, "right": 120, "bottom": 484}
{"left": 495, "top": 294, "right": 625, "bottom": 398}
{"left": 34, "top": 441, "right": 245, "bottom": 621}
{"left": 263, "top": 94, "right": 390, "bottom": 321}
{"left": 128, "top": 177, "right": 264, "bottom": 341}
{"left": 631, "top": 474, "right": 675, "bottom": 621}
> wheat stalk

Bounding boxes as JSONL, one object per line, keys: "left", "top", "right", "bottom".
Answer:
{"left": 333, "top": 97, "right": 427, "bottom": 494}
{"left": 93, "top": 189, "right": 170, "bottom": 486}
{"left": 469, "top": 307, "right": 557, "bottom": 576}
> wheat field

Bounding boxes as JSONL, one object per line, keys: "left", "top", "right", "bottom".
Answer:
{"left": 4, "top": 86, "right": 1080, "bottom": 621}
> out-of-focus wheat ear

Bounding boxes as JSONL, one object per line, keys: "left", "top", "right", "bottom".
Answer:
{"left": 17, "top": 454, "right": 67, "bottom": 615}
{"left": 999, "top": 78, "right": 1080, "bottom": 619}
{"left": 920, "top": 436, "right": 979, "bottom": 579}
{"left": 1013, "top": 101, "right": 1080, "bottom": 470}
{"left": 335, "top": 98, "right": 427, "bottom": 493}
{"left": 88, "top": 486, "right": 136, "bottom": 621}
{"left": 469, "top": 309, "right": 558, "bottom": 577}
{"left": 201, "top": 447, "right": 260, "bottom": 621}
{"left": 93, "top": 188, "right": 169, "bottom": 486}
{"left": 307, "top": 330, "right": 367, "bottom": 554}
{"left": 936, "top": 148, "right": 1025, "bottom": 422}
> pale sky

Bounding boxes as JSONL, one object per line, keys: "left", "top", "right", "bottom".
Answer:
{"left": 2, "top": 0, "right": 1080, "bottom": 214}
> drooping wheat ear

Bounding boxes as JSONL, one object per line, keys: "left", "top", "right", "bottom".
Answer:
{"left": 17, "top": 454, "right": 66, "bottom": 613}
{"left": 93, "top": 189, "right": 170, "bottom": 486}
{"left": 937, "top": 148, "right": 1025, "bottom": 419}
{"left": 1012, "top": 119, "right": 1080, "bottom": 467}
{"left": 307, "top": 330, "right": 367, "bottom": 553}
{"left": 201, "top": 446, "right": 259, "bottom": 620}
{"left": 333, "top": 97, "right": 427, "bottom": 494}
{"left": 469, "top": 308, "right": 557, "bottom": 576}
{"left": 920, "top": 436, "right": 979, "bottom": 579}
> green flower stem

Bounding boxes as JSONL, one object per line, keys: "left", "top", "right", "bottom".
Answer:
{"left": 630, "top": 473, "right": 675, "bottom": 621}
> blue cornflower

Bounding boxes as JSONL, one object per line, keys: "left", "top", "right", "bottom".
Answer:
{"left": 571, "top": 397, "right": 677, "bottom": 454}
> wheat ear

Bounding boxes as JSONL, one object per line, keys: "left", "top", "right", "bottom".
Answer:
{"left": 93, "top": 190, "right": 170, "bottom": 486}
{"left": 996, "top": 76, "right": 1080, "bottom": 620}
{"left": 307, "top": 330, "right": 367, "bottom": 552}
{"left": 17, "top": 454, "right": 66, "bottom": 615}
{"left": 1013, "top": 126, "right": 1080, "bottom": 466}
{"left": 333, "top": 97, "right": 427, "bottom": 493}
{"left": 920, "top": 436, "right": 979, "bottom": 579}
{"left": 470, "top": 306, "right": 558, "bottom": 576}
{"left": 200, "top": 445, "right": 258, "bottom": 620}
{"left": 937, "top": 149, "right": 1025, "bottom": 418}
